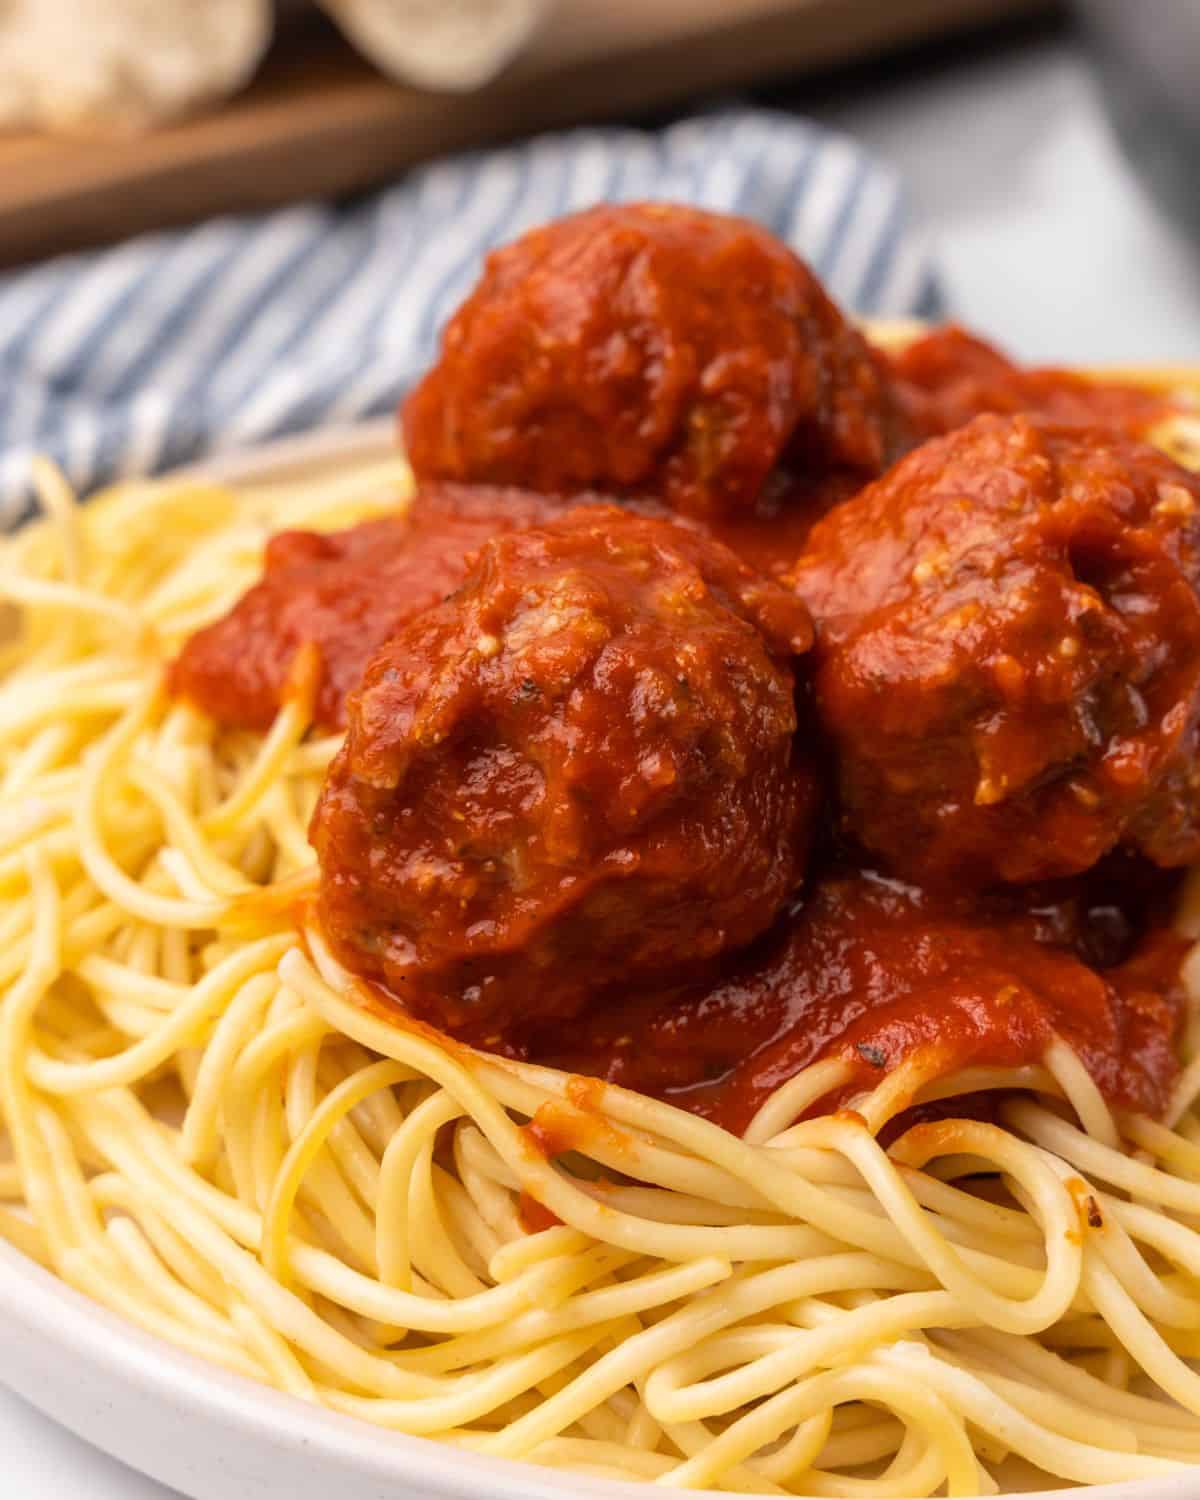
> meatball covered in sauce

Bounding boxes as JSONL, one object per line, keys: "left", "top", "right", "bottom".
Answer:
{"left": 892, "top": 325, "right": 1174, "bottom": 442}
{"left": 792, "top": 414, "right": 1200, "bottom": 887}
{"left": 402, "top": 203, "right": 907, "bottom": 523}
{"left": 311, "top": 505, "right": 816, "bottom": 1036}
{"left": 171, "top": 482, "right": 568, "bottom": 731}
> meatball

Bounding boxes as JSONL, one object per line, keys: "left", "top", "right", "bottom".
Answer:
{"left": 792, "top": 414, "right": 1200, "bottom": 886}
{"left": 892, "top": 324, "right": 1173, "bottom": 442}
{"left": 172, "top": 482, "right": 567, "bottom": 730}
{"left": 311, "top": 505, "right": 816, "bottom": 1036}
{"left": 402, "top": 203, "right": 907, "bottom": 522}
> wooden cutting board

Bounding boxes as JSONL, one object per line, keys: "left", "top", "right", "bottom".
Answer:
{"left": 0, "top": 0, "right": 1048, "bottom": 267}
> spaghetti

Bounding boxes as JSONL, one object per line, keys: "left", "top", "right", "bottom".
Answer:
{"left": 5, "top": 373, "right": 1200, "bottom": 1497}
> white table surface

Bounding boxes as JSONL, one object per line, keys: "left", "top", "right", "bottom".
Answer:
{"left": 5, "top": 23, "right": 1200, "bottom": 1500}
{"left": 813, "top": 30, "right": 1200, "bottom": 364}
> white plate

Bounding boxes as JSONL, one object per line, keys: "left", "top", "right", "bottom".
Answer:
{"left": 0, "top": 425, "right": 1196, "bottom": 1500}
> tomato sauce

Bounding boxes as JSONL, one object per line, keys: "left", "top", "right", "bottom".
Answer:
{"left": 508, "top": 861, "right": 1186, "bottom": 1134}
{"left": 174, "top": 309, "right": 1195, "bottom": 1139}
{"left": 892, "top": 325, "right": 1176, "bottom": 440}
{"left": 174, "top": 333, "right": 1185, "bottom": 732}
{"left": 521, "top": 1080, "right": 623, "bottom": 1162}
{"left": 703, "top": 470, "right": 864, "bottom": 577}
{"left": 517, "top": 1193, "right": 563, "bottom": 1233}
{"left": 171, "top": 483, "right": 567, "bottom": 730}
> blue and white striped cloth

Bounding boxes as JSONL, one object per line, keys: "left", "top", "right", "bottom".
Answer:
{"left": 0, "top": 109, "right": 940, "bottom": 529}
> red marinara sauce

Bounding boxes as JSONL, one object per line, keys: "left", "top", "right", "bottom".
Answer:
{"left": 518, "top": 863, "right": 1186, "bottom": 1135}
{"left": 171, "top": 483, "right": 567, "bottom": 730}
{"left": 893, "top": 325, "right": 1176, "bottom": 440}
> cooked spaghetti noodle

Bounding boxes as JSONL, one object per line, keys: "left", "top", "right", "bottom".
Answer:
{"left": 6, "top": 384, "right": 1200, "bottom": 1498}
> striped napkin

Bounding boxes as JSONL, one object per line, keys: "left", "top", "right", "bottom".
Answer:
{"left": 0, "top": 109, "right": 941, "bottom": 529}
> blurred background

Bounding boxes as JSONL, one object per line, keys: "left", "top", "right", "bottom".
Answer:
{"left": 1, "top": 0, "right": 1197, "bottom": 363}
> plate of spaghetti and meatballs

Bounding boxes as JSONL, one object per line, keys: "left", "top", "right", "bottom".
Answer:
{"left": 4, "top": 201, "right": 1200, "bottom": 1500}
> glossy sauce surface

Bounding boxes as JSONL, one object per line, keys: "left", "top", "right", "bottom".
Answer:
{"left": 172, "top": 327, "right": 1189, "bottom": 730}
{"left": 515, "top": 863, "right": 1186, "bottom": 1134}
{"left": 171, "top": 484, "right": 567, "bottom": 730}
{"left": 174, "top": 299, "right": 1196, "bottom": 1138}
{"left": 894, "top": 325, "right": 1174, "bottom": 441}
